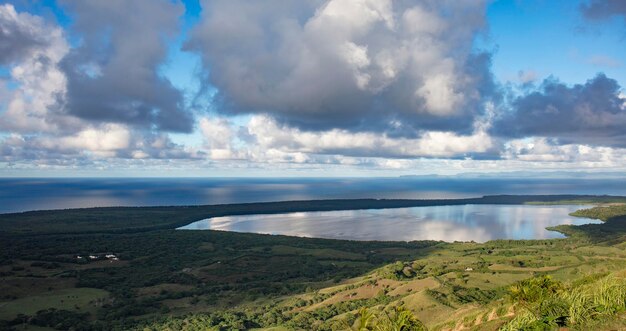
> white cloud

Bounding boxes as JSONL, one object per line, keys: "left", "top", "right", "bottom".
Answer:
{"left": 197, "top": 114, "right": 497, "bottom": 166}
{"left": 191, "top": 113, "right": 626, "bottom": 174}
{"left": 199, "top": 117, "right": 248, "bottom": 160}
{"left": 503, "top": 137, "right": 626, "bottom": 166}
{"left": 417, "top": 70, "right": 464, "bottom": 115}
{"left": 56, "top": 125, "right": 131, "bottom": 154}
{"left": 187, "top": 0, "right": 493, "bottom": 133}
{"left": 0, "top": 3, "right": 71, "bottom": 134}
{"left": 3, "top": 2, "right": 626, "bottom": 176}
{"left": 244, "top": 115, "right": 495, "bottom": 158}
{"left": 0, "top": 127, "right": 199, "bottom": 162}
{"left": 0, "top": 4, "right": 200, "bottom": 165}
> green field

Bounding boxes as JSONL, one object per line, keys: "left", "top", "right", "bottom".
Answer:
{"left": 0, "top": 288, "right": 109, "bottom": 320}
{"left": 1, "top": 195, "right": 626, "bottom": 330}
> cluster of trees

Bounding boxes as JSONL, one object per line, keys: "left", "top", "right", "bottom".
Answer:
{"left": 425, "top": 285, "right": 498, "bottom": 308}
{"left": 550, "top": 204, "right": 626, "bottom": 243}
{"left": 378, "top": 257, "right": 493, "bottom": 281}
{"left": 136, "top": 301, "right": 425, "bottom": 331}
{"left": 2, "top": 309, "right": 94, "bottom": 331}
{"left": 570, "top": 205, "right": 626, "bottom": 222}
{"left": 379, "top": 261, "right": 428, "bottom": 280}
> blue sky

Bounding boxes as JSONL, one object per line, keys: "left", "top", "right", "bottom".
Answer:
{"left": 19, "top": 0, "right": 626, "bottom": 87}
{"left": 0, "top": 0, "right": 625, "bottom": 177}
{"left": 162, "top": 0, "right": 626, "bottom": 111}
{"left": 487, "top": 0, "right": 625, "bottom": 85}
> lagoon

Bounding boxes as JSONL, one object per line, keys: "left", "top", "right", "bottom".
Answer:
{"left": 178, "top": 204, "right": 601, "bottom": 242}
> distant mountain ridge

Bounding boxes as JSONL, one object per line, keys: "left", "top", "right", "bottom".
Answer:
{"left": 400, "top": 171, "right": 626, "bottom": 179}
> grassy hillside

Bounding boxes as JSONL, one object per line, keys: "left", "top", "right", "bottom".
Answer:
{"left": 133, "top": 204, "right": 626, "bottom": 331}
{"left": 1, "top": 196, "right": 626, "bottom": 330}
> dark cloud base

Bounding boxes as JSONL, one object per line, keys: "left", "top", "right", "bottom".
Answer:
{"left": 186, "top": 0, "right": 497, "bottom": 136}
{"left": 492, "top": 74, "right": 626, "bottom": 147}
{"left": 57, "top": 0, "right": 193, "bottom": 132}
{"left": 581, "top": 0, "right": 626, "bottom": 21}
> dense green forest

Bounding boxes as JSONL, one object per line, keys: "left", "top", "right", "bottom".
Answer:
{"left": 1, "top": 195, "right": 626, "bottom": 330}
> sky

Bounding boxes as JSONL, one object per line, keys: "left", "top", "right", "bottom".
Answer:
{"left": 0, "top": 0, "right": 625, "bottom": 177}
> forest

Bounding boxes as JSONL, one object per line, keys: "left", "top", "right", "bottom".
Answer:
{"left": 1, "top": 195, "right": 626, "bottom": 330}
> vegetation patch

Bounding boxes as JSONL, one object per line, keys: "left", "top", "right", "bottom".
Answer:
{"left": 2, "top": 196, "right": 626, "bottom": 330}
{"left": 0, "top": 288, "right": 109, "bottom": 320}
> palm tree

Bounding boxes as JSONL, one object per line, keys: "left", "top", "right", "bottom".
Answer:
{"left": 343, "top": 307, "right": 375, "bottom": 331}
{"left": 374, "top": 306, "right": 427, "bottom": 331}
{"left": 342, "top": 306, "right": 427, "bottom": 331}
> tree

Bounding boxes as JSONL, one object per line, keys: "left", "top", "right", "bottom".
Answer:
{"left": 374, "top": 306, "right": 427, "bottom": 331}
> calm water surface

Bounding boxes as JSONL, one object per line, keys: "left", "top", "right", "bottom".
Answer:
{"left": 2, "top": 177, "right": 626, "bottom": 213}
{"left": 178, "top": 204, "right": 600, "bottom": 242}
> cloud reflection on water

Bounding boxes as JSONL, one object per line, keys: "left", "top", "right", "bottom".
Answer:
{"left": 179, "top": 205, "right": 601, "bottom": 242}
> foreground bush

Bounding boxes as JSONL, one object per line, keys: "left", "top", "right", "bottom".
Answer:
{"left": 348, "top": 306, "right": 427, "bottom": 331}
{"left": 502, "top": 274, "right": 626, "bottom": 330}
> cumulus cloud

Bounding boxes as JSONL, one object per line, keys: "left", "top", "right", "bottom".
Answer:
{"left": 0, "top": 127, "right": 199, "bottom": 163}
{"left": 245, "top": 115, "right": 498, "bottom": 159}
{"left": 0, "top": 3, "right": 71, "bottom": 134}
{"left": 57, "top": 0, "right": 193, "bottom": 132}
{"left": 199, "top": 117, "right": 249, "bottom": 160}
{"left": 0, "top": 3, "right": 200, "bottom": 166}
{"left": 186, "top": 0, "right": 496, "bottom": 135}
{"left": 196, "top": 114, "right": 626, "bottom": 172}
{"left": 0, "top": 4, "right": 53, "bottom": 65}
{"left": 503, "top": 137, "right": 626, "bottom": 167}
{"left": 4, "top": 0, "right": 626, "bottom": 173}
{"left": 198, "top": 114, "right": 499, "bottom": 165}
{"left": 492, "top": 74, "right": 626, "bottom": 147}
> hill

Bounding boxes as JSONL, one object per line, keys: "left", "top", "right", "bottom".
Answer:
{"left": 1, "top": 196, "right": 626, "bottom": 330}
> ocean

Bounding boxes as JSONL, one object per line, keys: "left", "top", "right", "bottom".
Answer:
{"left": 1, "top": 177, "right": 626, "bottom": 213}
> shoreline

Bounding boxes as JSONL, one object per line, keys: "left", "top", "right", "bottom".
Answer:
{"left": 2, "top": 194, "right": 622, "bottom": 241}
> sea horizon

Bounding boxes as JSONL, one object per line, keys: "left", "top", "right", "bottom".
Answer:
{"left": 3, "top": 176, "right": 626, "bottom": 214}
